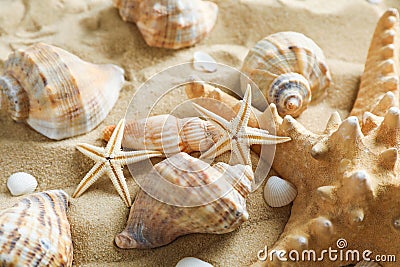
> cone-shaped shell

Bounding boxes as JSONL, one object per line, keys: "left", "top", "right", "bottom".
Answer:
{"left": 0, "top": 43, "right": 124, "bottom": 140}
{"left": 102, "top": 114, "right": 220, "bottom": 155}
{"left": 115, "top": 152, "right": 253, "bottom": 249}
{"left": 0, "top": 190, "right": 73, "bottom": 266}
{"left": 263, "top": 175, "right": 297, "bottom": 207}
{"left": 241, "top": 31, "right": 331, "bottom": 117}
{"left": 113, "top": 0, "right": 218, "bottom": 49}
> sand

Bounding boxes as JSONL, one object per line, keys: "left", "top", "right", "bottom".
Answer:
{"left": 1, "top": 0, "right": 400, "bottom": 266}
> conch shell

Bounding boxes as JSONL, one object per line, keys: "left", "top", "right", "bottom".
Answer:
{"left": 0, "top": 190, "right": 73, "bottom": 266}
{"left": 113, "top": 0, "right": 218, "bottom": 49}
{"left": 115, "top": 152, "right": 253, "bottom": 249}
{"left": 241, "top": 31, "right": 331, "bottom": 117}
{"left": 102, "top": 114, "right": 220, "bottom": 155}
{"left": 0, "top": 43, "right": 124, "bottom": 140}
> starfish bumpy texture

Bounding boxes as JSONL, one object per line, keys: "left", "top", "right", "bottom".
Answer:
{"left": 192, "top": 85, "right": 291, "bottom": 165}
{"left": 73, "top": 119, "right": 162, "bottom": 207}
{"left": 186, "top": 9, "right": 400, "bottom": 266}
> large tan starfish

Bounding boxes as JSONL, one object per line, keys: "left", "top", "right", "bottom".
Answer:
{"left": 73, "top": 119, "right": 162, "bottom": 207}
{"left": 192, "top": 85, "right": 291, "bottom": 165}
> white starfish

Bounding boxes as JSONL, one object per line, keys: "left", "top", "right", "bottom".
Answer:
{"left": 192, "top": 85, "right": 291, "bottom": 165}
{"left": 72, "top": 119, "right": 162, "bottom": 207}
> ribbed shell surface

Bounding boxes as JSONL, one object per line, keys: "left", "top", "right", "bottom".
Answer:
{"left": 115, "top": 152, "right": 253, "bottom": 248}
{"left": 2, "top": 43, "right": 123, "bottom": 140}
{"left": 0, "top": 190, "right": 73, "bottom": 267}
{"left": 114, "top": 0, "right": 218, "bottom": 49}
{"left": 123, "top": 115, "right": 220, "bottom": 155}
{"left": 241, "top": 32, "right": 331, "bottom": 105}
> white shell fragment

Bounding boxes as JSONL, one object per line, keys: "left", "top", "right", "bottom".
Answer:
{"left": 176, "top": 257, "right": 214, "bottom": 267}
{"left": 193, "top": 51, "right": 217, "bottom": 73}
{"left": 263, "top": 176, "right": 297, "bottom": 207}
{"left": 7, "top": 172, "right": 38, "bottom": 196}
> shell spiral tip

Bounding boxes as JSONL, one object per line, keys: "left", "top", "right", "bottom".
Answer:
{"left": 115, "top": 232, "right": 138, "bottom": 249}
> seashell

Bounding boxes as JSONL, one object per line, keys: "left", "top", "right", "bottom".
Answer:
{"left": 176, "top": 257, "right": 214, "bottom": 267}
{"left": 115, "top": 152, "right": 254, "bottom": 249}
{"left": 0, "top": 190, "right": 73, "bottom": 266}
{"left": 193, "top": 51, "right": 217, "bottom": 73}
{"left": 102, "top": 114, "right": 220, "bottom": 155}
{"left": 263, "top": 175, "right": 297, "bottom": 207}
{"left": 355, "top": 261, "right": 382, "bottom": 267}
{"left": 241, "top": 31, "right": 331, "bottom": 117}
{"left": 113, "top": 0, "right": 218, "bottom": 49}
{"left": 0, "top": 42, "right": 124, "bottom": 140}
{"left": 6, "top": 172, "right": 38, "bottom": 196}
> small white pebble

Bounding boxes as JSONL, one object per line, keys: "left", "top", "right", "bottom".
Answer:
{"left": 193, "top": 51, "right": 217, "bottom": 73}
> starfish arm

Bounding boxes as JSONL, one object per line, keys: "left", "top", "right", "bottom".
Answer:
{"left": 114, "top": 150, "right": 163, "bottom": 165}
{"left": 106, "top": 118, "right": 125, "bottom": 154}
{"left": 107, "top": 162, "right": 132, "bottom": 207}
{"left": 192, "top": 102, "right": 230, "bottom": 130}
{"left": 76, "top": 143, "right": 105, "bottom": 162}
{"left": 231, "top": 139, "right": 251, "bottom": 165}
{"left": 243, "top": 127, "right": 291, "bottom": 145}
{"left": 72, "top": 161, "right": 107, "bottom": 198}
{"left": 200, "top": 134, "right": 232, "bottom": 160}
{"left": 231, "top": 85, "right": 253, "bottom": 132}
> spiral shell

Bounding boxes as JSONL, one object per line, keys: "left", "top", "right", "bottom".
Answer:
{"left": 241, "top": 31, "right": 331, "bottom": 117}
{"left": 176, "top": 257, "right": 214, "bottom": 267}
{"left": 6, "top": 172, "right": 38, "bottom": 196}
{"left": 113, "top": 0, "right": 218, "bottom": 49}
{"left": 102, "top": 114, "right": 220, "bottom": 155}
{"left": 0, "top": 190, "right": 73, "bottom": 266}
{"left": 0, "top": 43, "right": 124, "bottom": 140}
{"left": 263, "top": 175, "right": 297, "bottom": 207}
{"left": 115, "top": 152, "right": 254, "bottom": 249}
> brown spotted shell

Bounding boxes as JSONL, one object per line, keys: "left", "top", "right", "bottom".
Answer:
{"left": 241, "top": 31, "right": 331, "bottom": 117}
{"left": 0, "top": 190, "right": 73, "bottom": 266}
{"left": 113, "top": 0, "right": 218, "bottom": 49}
{"left": 115, "top": 152, "right": 253, "bottom": 249}
{"left": 102, "top": 114, "right": 220, "bottom": 156}
{"left": 0, "top": 43, "right": 124, "bottom": 140}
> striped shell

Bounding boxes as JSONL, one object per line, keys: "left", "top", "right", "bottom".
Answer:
{"left": 115, "top": 152, "right": 253, "bottom": 249}
{"left": 263, "top": 175, "right": 297, "bottom": 207}
{"left": 113, "top": 0, "right": 218, "bottom": 49}
{"left": 0, "top": 43, "right": 124, "bottom": 140}
{"left": 241, "top": 31, "right": 331, "bottom": 117}
{"left": 176, "top": 257, "right": 214, "bottom": 267}
{"left": 102, "top": 114, "right": 220, "bottom": 156}
{"left": 0, "top": 190, "right": 73, "bottom": 266}
{"left": 6, "top": 172, "right": 38, "bottom": 196}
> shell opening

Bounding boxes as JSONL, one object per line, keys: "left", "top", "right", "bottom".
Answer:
{"left": 268, "top": 73, "right": 311, "bottom": 117}
{"left": 0, "top": 74, "right": 29, "bottom": 121}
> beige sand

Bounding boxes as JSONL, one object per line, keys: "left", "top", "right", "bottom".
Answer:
{"left": 1, "top": 0, "right": 400, "bottom": 266}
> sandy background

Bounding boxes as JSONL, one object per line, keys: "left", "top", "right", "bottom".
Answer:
{"left": 1, "top": 0, "right": 400, "bottom": 266}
